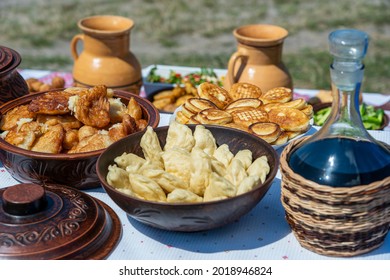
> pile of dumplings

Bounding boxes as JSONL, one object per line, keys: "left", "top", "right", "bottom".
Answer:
{"left": 106, "top": 121, "right": 271, "bottom": 203}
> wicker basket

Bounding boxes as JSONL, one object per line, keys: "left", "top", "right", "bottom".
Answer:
{"left": 280, "top": 137, "right": 390, "bottom": 257}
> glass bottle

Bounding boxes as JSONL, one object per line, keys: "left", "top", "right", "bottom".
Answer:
{"left": 288, "top": 29, "right": 390, "bottom": 187}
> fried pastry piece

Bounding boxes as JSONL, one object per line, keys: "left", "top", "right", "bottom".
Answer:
{"left": 198, "top": 82, "right": 232, "bottom": 109}
{"left": 77, "top": 125, "right": 98, "bottom": 141}
{"left": 270, "top": 131, "right": 289, "bottom": 145}
{"left": 71, "top": 85, "right": 110, "bottom": 128}
{"left": 31, "top": 123, "right": 64, "bottom": 153}
{"left": 108, "top": 97, "right": 127, "bottom": 123}
{"left": 0, "top": 105, "right": 37, "bottom": 131}
{"left": 108, "top": 114, "right": 137, "bottom": 142}
{"left": 4, "top": 121, "right": 42, "bottom": 150}
{"left": 63, "top": 129, "right": 79, "bottom": 150}
{"left": 195, "top": 108, "right": 233, "bottom": 125}
{"left": 262, "top": 98, "right": 307, "bottom": 112}
{"left": 68, "top": 132, "right": 113, "bottom": 153}
{"left": 28, "top": 90, "right": 74, "bottom": 115}
{"left": 268, "top": 107, "right": 310, "bottom": 132}
{"left": 300, "top": 104, "right": 314, "bottom": 118}
{"left": 184, "top": 98, "right": 217, "bottom": 113}
{"left": 167, "top": 189, "right": 203, "bottom": 203}
{"left": 228, "top": 82, "right": 263, "bottom": 100}
{"left": 127, "top": 97, "right": 143, "bottom": 121}
{"left": 36, "top": 114, "right": 82, "bottom": 130}
{"left": 260, "top": 87, "right": 293, "bottom": 104}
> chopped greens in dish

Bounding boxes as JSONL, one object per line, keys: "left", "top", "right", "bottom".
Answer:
{"left": 146, "top": 66, "right": 223, "bottom": 86}
{"left": 314, "top": 103, "right": 385, "bottom": 130}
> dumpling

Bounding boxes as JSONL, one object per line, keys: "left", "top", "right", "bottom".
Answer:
{"left": 247, "top": 156, "right": 270, "bottom": 183}
{"left": 129, "top": 173, "right": 166, "bottom": 202}
{"left": 213, "top": 144, "right": 234, "bottom": 167}
{"left": 167, "top": 189, "right": 203, "bottom": 203}
{"left": 141, "top": 168, "right": 189, "bottom": 193}
{"left": 137, "top": 159, "right": 164, "bottom": 173}
{"left": 210, "top": 157, "right": 227, "bottom": 177}
{"left": 164, "top": 121, "right": 195, "bottom": 152}
{"left": 117, "top": 187, "right": 140, "bottom": 199}
{"left": 114, "top": 152, "right": 146, "bottom": 169}
{"left": 161, "top": 147, "right": 191, "bottom": 182}
{"left": 236, "top": 175, "right": 261, "bottom": 195}
{"left": 189, "top": 147, "right": 212, "bottom": 196}
{"left": 226, "top": 158, "right": 247, "bottom": 186}
{"left": 140, "top": 126, "right": 164, "bottom": 169}
{"left": 233, "top": 149, "right": 252, "bottom": 170}
{"left": 203, "top": 172, "right": 236, "bottom": 202}
{"left": 106, "top": 164, "right": 132, "bottom": 189}
{"left": 193, "top": 125, "right": 217, "bottom": 156}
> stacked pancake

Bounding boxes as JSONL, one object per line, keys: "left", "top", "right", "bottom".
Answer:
{"left": 175, "top": 82, "right": 313, "bottom": 145}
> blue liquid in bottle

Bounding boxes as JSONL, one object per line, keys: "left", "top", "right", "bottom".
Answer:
{"left": 289, "top": 137, "right": 390, "bottom": 187}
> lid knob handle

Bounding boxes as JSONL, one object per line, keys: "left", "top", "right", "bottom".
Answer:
{"left": 2, "top": 184, "right": 46, "bottom": 216}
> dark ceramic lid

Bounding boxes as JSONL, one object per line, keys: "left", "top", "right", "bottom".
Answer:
{"left": 0, "top": 46, "right": 22, "bottom": 76}
{"left": 0, "top": 183, "right": 121, "bottom": 260}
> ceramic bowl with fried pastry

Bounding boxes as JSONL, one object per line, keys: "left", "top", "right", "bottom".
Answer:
{"left": 96, "top": 124, "right": 278, "bottom": 232}
{"left": 0, "top": 89, "right": 159, "bottom": 189}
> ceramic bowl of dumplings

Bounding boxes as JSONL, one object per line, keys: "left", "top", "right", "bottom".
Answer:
{"left": 0, "top": 89, "right": 159, "bottom": 190}
{"left": 96, "top": 124, "right": 279, "bottom": 232}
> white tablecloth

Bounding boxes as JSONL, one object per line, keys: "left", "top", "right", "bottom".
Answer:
{"left": 1, "top": 68, "right": 388, "bottom": 260}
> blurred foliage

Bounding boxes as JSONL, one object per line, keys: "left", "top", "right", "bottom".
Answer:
{"left": 0, "top": 0, "right": 389, "bottom": 93}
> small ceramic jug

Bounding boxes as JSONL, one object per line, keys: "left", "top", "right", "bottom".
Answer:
{"left": 224, "top": 24, "right": 293, "bottom": 93}
{"left": 71, "top": 15, "right": 142, "bottom": 94}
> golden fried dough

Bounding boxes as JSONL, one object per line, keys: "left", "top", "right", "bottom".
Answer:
{"left": 260, "top": 87, "right": 293, "bottom": 104}
{"left": 231, "top": 107, "right": 269, "bottom": 127}
{"left": 225, "top": 98, "right": 262, "bottom": 111}
{"left": 195, "top": 108, "right": 233, "bottom": 125}
{"left": 198, "top": 82, "right": 232, "bottom": 109}
{"left": 249, "top": 122, "right": 281, "bottom": 143}
{"left": 268, "top": 107, "right": 310, "bottom": 132}
{"left": 28, "top": 91, "right": 74, "bottom": 115}
{"left": 228, "top": 82, "right": 263, "bottom": 100}
{"left": 0, "top": 105, "right": 36, "bottom": 131}
{"left": 31, "top": 124, "right": 65, "bottom": 153}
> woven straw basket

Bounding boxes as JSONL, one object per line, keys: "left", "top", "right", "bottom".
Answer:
{"left": 280, "top": 137, "right": 390, "bottom": 257}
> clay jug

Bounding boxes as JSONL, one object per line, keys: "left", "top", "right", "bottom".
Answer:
{"left": 71, "top": 15, "right": 142, "bottom": 94}
{"left": 224, "top": 24, "right": 292, "bottom": 93}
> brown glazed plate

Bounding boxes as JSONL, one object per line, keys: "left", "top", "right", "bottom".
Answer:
{"left": 97, "top": 124, "right": 279, "bottom": 232}
{"left": 0, "top": 89, "right": 160, "bottom": 190}
{"left": 0, "top": 183, "right": 121, "bottom": 260}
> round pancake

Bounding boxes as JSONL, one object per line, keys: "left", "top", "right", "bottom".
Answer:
{"left": 228, "top": 82, "right": 263, "bottom": 100}
{"left": 260, "top": 87, "right": 293, "bottom": 104}
{"left": 249, "top": 122, "right": 281, "bottom": 143}
{"left": 198, "top": 82, "right": 232, "bottom": 109}
{"left": 268, "top": 107, "right": 309, "bottom": 132}
{"left": 196, "top": 108, "right": 233, "bottom": 124}
{"left": 185, "top": 97, "right": 217, "bottom": 113}
{"left": 270, "top": 131, "right": 289, "bottom": 145}
{"left": 231, "top": 107, "right": 269, "bottom": 127}
{"left": 225, "top": 98, "right": 263, "bottom": 111}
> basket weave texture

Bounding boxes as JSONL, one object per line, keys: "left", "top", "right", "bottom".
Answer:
{"left": 280, "top": 136, "right": 390, "bottom": 257}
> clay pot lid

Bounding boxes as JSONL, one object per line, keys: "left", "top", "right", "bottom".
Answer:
{"left": 0, "top": 46, "right": 21, "bottom": 75}
{"left": 0, "top": 183, "right": 122, "bottom": 260}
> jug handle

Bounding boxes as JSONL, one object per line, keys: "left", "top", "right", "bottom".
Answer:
{"left": 70, "top": 34, "right": 84, "bottom": 61}
{"left": 227, "top": 51, "right": 244, "bottom": 85}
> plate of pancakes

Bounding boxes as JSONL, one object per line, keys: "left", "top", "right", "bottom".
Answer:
{"left": 172, "top": 82, "right": 313, "bottom": 149}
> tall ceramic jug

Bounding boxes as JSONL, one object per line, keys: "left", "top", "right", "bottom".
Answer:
{"left": 224, "top": 24, "right": 293, "bottom": 93}
{"left": 71, "top": 15, "right": 142, "bottom": 94}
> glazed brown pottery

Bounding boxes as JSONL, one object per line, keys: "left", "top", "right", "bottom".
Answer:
{"left": 0, "top": 46, "right": 29, "bottom": 105}
{"left": 224, "top": 24, "right": 293, "bottom": 93}
{"left": 97, "top": 125, "right": 279, "bottom": 232}
{"left": 0, "top": 89, "right": 159, "bottom": 190}
{"left": 0, "top": 183, "right": 121, "bottom": 259}
{"left": 71, "top": 15, "right": 142, "bottom": 94}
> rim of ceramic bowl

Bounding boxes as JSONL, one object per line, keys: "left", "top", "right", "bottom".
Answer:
{"left": 96, "top": 124, "right": 279, "bottom": 207}
{"left": 0, "top": 89, "right": 160, "bottom": 160}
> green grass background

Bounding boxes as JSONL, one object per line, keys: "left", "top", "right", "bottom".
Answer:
{"left": 1, "top": 0, "right": 389, "bottom": 93}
